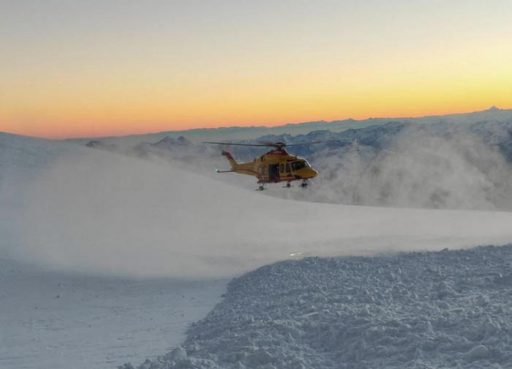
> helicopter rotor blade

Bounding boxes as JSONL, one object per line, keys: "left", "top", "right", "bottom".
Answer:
{"left": 203, "top": 141, "right": 272, "bottom": 147}
{"left": 204, "top": 140, "right": 326, "bottom": 148}
{"left": 283, "top": 141, "right": 324, "bottom": 147}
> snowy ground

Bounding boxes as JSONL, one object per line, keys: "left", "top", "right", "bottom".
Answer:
{"left": 3, "top": 131, "right": 512, "bottom": 369}
{"left": 7, "top": 141, "right": 512, "bottom": 279}
{"left": 0, "top": 258, "right": 226, "bottom": 369}
{"left": 129, "top": 245, "right": 512, "bottom": 369}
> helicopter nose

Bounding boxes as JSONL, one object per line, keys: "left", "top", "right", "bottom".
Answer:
{"left": 307, "top": 168, "right": 318, "bottom": 178}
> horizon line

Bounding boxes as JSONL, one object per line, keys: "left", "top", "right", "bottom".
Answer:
{"left": 3, "top": 105, "right": 510, "bottom": 141}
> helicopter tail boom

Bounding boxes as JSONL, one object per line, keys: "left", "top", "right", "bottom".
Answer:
{"left": 221, "top": 150, "right": 239, "bottom": 170}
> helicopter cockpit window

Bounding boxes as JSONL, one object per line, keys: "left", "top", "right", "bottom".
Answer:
{"left": 291, "top": 161, "right": 306, "bottom": 171}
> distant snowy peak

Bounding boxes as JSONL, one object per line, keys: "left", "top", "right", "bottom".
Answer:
{"left": 413, "top": 106, "right": 512, "bottom": 125}
{"left": 59, "top": 106, "right": 512, "bottom": 149}
{"left": 85, "top": 140, "right": 118, "bottom": 152}
{"left": 151, "top": 135, "right": 191, "bottom": 149}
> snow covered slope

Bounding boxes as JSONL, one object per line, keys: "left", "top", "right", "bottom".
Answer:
{"left": 2, "top": 127, "right": 512, "bottom": 369}
{"left": 0, "top": 258, "right": 225, "bottom": 369}
{"left": 4, "top": 138, "right": 512, "bottom": 279}
{"left": 130, "top": 245, "right": 512, "bottom": 369}
{"left": 1, "top": 133, "right": 229, "bottom": 369}
{"left": 0, "top": 132, "right": 79, "bottom": 182}
{"left": 0, "top": 133, "right": 86, "bottom": 260}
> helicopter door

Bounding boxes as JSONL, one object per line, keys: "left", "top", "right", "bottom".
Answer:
{"left": 268, "top": 164, "right": 280, "bottom": 182}
{"left": 281, "top": 163, "right": 288, "bottom": 179}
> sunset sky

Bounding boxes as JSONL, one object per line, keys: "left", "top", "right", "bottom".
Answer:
{"left": 1, "top": 0, "right": 512, "bottom": 138}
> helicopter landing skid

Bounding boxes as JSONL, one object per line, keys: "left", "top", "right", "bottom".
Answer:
{"left": 300, "top": 180, "right": 308, "bottom": 188}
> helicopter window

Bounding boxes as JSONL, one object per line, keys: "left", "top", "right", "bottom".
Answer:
{"left": 291, "top": 161, "right": 306, "bottom": 171}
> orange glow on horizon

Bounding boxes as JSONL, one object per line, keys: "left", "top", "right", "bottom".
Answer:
{"left": 4, "top": 102, "right": 512, "bottom": 140}
{"left": 2, "top": 1, "right": 512, "bottom": 139}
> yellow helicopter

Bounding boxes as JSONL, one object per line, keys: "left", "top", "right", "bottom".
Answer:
{"left": 205, "top": 141, "right": 319, "bottom": 190}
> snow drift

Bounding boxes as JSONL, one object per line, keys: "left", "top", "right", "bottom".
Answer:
{"left": 125, "top": 245, "right": 512, "bottom": 369}
{"left": 305, "top": 124, "right": 512, "bottom": 210}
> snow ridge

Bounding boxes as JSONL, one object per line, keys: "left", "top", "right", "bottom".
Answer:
{"left": 127, "top": 245, "right": 512, "bottom": 369}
